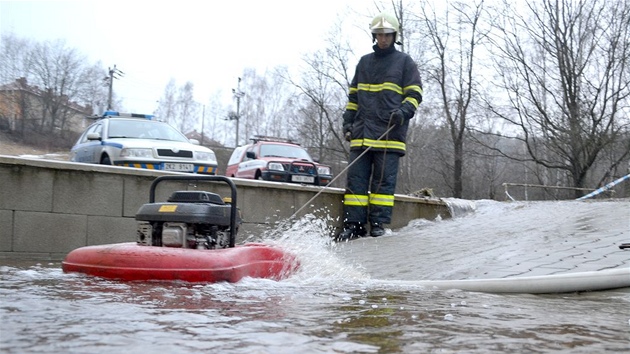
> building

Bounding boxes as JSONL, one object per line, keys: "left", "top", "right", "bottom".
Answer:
{"left": 0, "top": 77, "right": 92, "bottom": 134}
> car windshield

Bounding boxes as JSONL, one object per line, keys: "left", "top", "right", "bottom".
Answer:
{"left": 107, "top": 119, "right": 189, "bottom": 142}
{"left": 260, "top": 144, "right": 313, "bottom": 161}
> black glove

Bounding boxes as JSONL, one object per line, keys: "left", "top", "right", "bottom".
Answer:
{"left": 390, "top": 109, "right": 405, "bottom": 126}
{"left": 343, "top": 123, "right": 352, "bottom": 142}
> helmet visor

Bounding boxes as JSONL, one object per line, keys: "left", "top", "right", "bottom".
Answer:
{"left": 371, "top": 27, "right": 396, "bottom": 34}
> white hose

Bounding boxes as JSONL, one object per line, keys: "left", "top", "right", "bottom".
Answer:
{"left": 412, "top": 268, "right": 630, "bottom": 294}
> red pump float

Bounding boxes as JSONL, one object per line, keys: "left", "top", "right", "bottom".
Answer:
{"left": 62, "top": 175, "right": 298, "bottom": 282}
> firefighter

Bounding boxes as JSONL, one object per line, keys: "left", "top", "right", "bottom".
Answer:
{"left": 336, "top": 11, "right": 423, "bottom": 241}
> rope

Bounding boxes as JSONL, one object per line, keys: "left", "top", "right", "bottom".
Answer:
{"left": 373, "top": 114, "right": 395, "bottom": 195}
{"left": 276, "top": 123, "right": 398, "bottom": 232}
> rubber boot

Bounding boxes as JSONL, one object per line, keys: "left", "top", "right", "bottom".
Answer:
{"left": 335, "top": 223, "right": 366, "bottom": 242}
{"left": 370, "top": 223, "right": 385, "bottom": 237}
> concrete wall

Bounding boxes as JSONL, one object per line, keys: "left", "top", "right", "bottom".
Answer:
{"left": 0, "top": 155, "right": 451, "bottom": 260}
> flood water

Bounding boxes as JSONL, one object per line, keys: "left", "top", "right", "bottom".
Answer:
{"left": 1, "top": 199, "right": 629, "bottom": 353}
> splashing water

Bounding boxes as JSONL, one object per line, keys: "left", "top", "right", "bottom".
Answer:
{"left": 1, "top": 199, "right": 629, "bottom": 353}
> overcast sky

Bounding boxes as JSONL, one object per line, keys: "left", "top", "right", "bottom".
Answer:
{"left": 1, "top": 0, "right": 373, "bottom": 114}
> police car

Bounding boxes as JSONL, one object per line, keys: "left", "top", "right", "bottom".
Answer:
{"left": 70, "top": 111, "right": 218, "bottom": 174}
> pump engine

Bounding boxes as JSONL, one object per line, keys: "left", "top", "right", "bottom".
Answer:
{"left": 135, "top": 190, "right": 239, "bottom": 250}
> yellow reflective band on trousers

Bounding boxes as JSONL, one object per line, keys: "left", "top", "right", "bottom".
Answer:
{"left": 350, "top": 138, "right": 406, "bottom": 151}
{"left": 343, "top": 194, "right": 369, "bottom": 207}
{"left": 369, "top": 193, "right": 395, "bottom": 207}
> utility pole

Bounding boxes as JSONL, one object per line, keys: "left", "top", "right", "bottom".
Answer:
{"left": 230, "top": 77, "right": 245, "bottom": 146}
{"left": 104, "top": 65, "right": 124, "bottom": 110}
{"left": 200, "top": 104, "right": 205, "bottom": 146}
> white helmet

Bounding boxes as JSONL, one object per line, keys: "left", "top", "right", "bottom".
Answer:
{"left": 370, "top": 12, "right": 400, "bottom": 34}
{"left": 370, "top": 12, "right": 401, "bottom": 45}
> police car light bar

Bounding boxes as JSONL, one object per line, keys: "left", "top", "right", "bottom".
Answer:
{"left": 103, "top": 111, "right": 155, "bottom": 120}
{"left": 250, "top": 135, "right": 298, "bottom": 144}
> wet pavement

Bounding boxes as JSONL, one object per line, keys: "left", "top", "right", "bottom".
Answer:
{"left": 332, "top": 198, "right": 630, "bottom": 291}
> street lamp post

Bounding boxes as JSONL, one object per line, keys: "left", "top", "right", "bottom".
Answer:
{"left": 200, "top": 104, "right": 205, "bottom": 146}
{"left": 105, "top": 65, "right": 123, "bottom": 110}
{"left": 231, "top": 77, "right": 245, "bottom": 146}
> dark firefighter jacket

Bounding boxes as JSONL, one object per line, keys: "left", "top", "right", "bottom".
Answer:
{"left": 342, "top": 44, "right": 423, "bottom": 156}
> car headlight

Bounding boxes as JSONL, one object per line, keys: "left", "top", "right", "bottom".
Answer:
{"left": 195, "top": 151, "right": 216, "bottom": 161}
{"left": 120, "top": 148, "right": 153, "bottom": 158}
{"left": 268, "top": 162, "right": 285, "bottom": 171}
{"left": 317, "top": 166, "right": 331, "bottom": 175}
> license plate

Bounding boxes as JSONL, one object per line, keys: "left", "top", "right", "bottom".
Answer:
{"left": 163, "top": 163, "right": 194, "bottom": 172}
{"left": 292, "top": 175, "right": 314, "bottom": 183}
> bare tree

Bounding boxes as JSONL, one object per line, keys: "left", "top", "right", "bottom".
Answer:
{"left": 418, "top": 0, "right": 489, "bottom": 198}
{"left": 157, "top": 79, "right": 177, "bottom": 123}
{"left": 0, "top": 34, "right": 33, "bottom": 134}
{"left": 0, "top": 33, "right": 32, "bottom": 87}
{"left": 486, "top": 0, "right": 630, "bottom": 196}
{"left": 1, "top": 34, "right": 106, "bottom": 140}
{"left": 297, "top": 58, "right": 345, "bottom": 158}
{"left": 174, "top": 81, "right": 197, "bottom": 134}
{"left": 235, "top": 68, "right": 297, "bottom": 145}
{"left": 76, "top": 62, "right": 109, "bottom": 115}
{"left": 281, "top": 48, "right": 352, "bottom": 158}
{"left": 201, "top": 89, "right": 229, "bottom": 144}
{"left": 157, "top": 79, "right": 198, "bottom": 133}
{"left": 28, "top": 39, "right": 87, "bottom": 132}
{"left": 279, "top": 15, "right": 358, "bottom": 162}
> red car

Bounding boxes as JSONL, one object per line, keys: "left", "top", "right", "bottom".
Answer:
{"left": 225, "top": 136, "right": 333, "bottom": 186}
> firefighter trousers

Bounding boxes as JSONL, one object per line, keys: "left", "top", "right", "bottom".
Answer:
{"left": 342, "top": 149, "right": 400, "bottom": 225}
